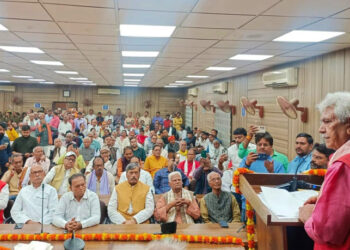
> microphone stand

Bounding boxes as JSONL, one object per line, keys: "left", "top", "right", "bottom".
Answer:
{"left": 276, "top": 154, "right": 320, "bottom": 192}
{"left": 41, "top": 184, "right": 44, "bottom": 234}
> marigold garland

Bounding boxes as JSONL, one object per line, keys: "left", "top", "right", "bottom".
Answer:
{"left": 303, "top": 169, "right": 327, "bottom": 176}
{"left": 233, "top": 168, "right": 254, "bottom": 194}
{"left": 0, "top": 233, "right": 244, "bottom": 246}
{"left": 232, "top": 168, "right": 256, "bottom": 250}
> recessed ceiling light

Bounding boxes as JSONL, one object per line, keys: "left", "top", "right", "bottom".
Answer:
{"left": 273, "top": 30, "right": 345, "bottom": 43}
{"left": 0, "top": 46, "right": 44, "bottom": 53}
{"left": 186, "top": 75, "right": 209, "bottom": 78}
{"left": 120, "top": 24, "right": 176, "bottom": 38}
{"left": 0, "top": 24, "right": 8, "bottom": 31}
{"left": 30, "top": 60, "right": 64, "bottom": 66}
{"left": 124, "top": 82, "right": 140, "bottom": 85}
{"left": 122, "top": 51, "right": 159, "bottom": 57}
{"left": 169, "top": 83, "right": 184, "bottom": 86}
{"left": 55, "top": 71, "right": 79, "bottom": 75}
{"left": 123, "top": 73, "right": 144, "bottom": 77}
{"left": 175, "top": 80, "right": 192, "bottom": 83}
{"left": 165, "top": 85, "right": 178, "bottom": 88}
{"left": 12, "top": 75, "right": 33, "bottom": 79}
{"left": 82, "top": 82, "right": 96, "bottom": 86}
{"left": 124, "top": 79, "right": 141, "bottom": 82}
{"left": 206, "top": 66, "right": 236, "bottom": 71}
{"left": 70, "top": 77, "right": 88, "bottom": 80}
{"left": 28, "top": 79, "right": 45, "bottom": 82}
{"left": 0, "top": 69, "right": 9, "bottom": 72}
{"left": 230, "top": 54, "right": 273, "bottom": 61}
{"left": 122, "top": 64, "right": 150, "bottom": 68}
{"left": 0, "top": 80, "right": 11, "bottom": 83}
{"left": 41, "top": 82, "right": 55, "bottom": 84}
{"left": 124, "top": 84, "right": 138, "bottom": 87}
{"left": 77, "top": 80, "right": 92, "bottom": 83}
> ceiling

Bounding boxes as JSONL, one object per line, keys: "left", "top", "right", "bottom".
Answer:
{"left": 0, "top": 0, "right": 349, "bottom": 88}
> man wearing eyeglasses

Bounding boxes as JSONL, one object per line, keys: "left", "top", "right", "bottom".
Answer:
{"left": 43, "top": 152, "right": 80, "bottom": 195}
{"left": 11, "top": 165, "right": 58, "bottom": 224}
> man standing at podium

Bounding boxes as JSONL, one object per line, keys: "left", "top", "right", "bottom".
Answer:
{"left": 299, "top": 92, "right": 350, "bottom": 249}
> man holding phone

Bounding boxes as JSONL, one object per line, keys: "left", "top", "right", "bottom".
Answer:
{"left": 239, "top": 132, "right": 285, "bottom": 173}
{"left": 239, "top": 125, "right": 289, "bottom": 172}
{"left": 0, "top": 122, "right": 11, "bottom": 177}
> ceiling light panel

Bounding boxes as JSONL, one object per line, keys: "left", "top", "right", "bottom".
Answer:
{"left": 206, "top": 66, "right": 236, "bottom": 71}
{"left": 273, "top": 30, "right": 345, "bottom": 42}
{"left": 120, "top": 24, "right": 176, "bottom": 37}
{"left": 122, "top": 51, "right": 159, "bottom": 57}
{"left": 230, "top": 54, "right": 273, "bottom": 61}
{"left": 0, "top": 46, "right": 44, "bottom": 53}
{"left": 30, "top": 60, "right": 64, "bottom": 66}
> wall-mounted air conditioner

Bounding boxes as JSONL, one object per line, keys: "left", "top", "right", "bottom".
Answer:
{"left": 188, "top": 87, "right": 198, "bottom": 97}
{"left": 212, "top": 82, "right": 227, "bottom": 94}
{"left": 0, "top": 85, "right": 15, "bottom": 92}
{"left": 263, "top": 67, "right": 298, "bottom": 88}
{"left": 97, "top": 88, "right": 120, "bottom": 95}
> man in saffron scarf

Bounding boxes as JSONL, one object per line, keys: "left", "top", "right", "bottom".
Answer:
{"left": 154, "top": 171, "right": 200, "bottom": 224}
{"left": 115, "top": 146, "right": 133, "bottom": 183}
{"left": 86, "top": 157, "right": 115, "bottom": 195}
{"left": 299, "top": 92, "right": 350, "bottom": 249}
{"left": 177, "top": 140, "right": 188, "bottom": 162}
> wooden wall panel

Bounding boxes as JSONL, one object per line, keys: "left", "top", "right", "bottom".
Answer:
{"left": 188, "top": 48, "right": 350, "bottom": 160}
{"left": 0, "top": 84, "right": 185, "bottom": 117}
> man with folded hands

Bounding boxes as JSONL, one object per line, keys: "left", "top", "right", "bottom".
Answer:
{"left": 53, "top": 173, "right": 100, "bottom": 231}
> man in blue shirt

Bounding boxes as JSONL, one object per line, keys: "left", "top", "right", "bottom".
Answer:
{"left": 153, "top": 153, "right": 189, "bottom": 194}
{"left": 151, "top": 111, "right": 164, "bottom": 127}
{"left": 288, "top": 133, "right": 313, "bottom": 174}
{"left": 240, "top": 132, "right": 285, "bottom": 173}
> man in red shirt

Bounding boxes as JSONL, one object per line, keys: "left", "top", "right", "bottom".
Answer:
{"left": 177, "top": 148, "right": 200, "bottom": 181}
{"left": 163, "top": 114, "right": 171, "bottom": 129}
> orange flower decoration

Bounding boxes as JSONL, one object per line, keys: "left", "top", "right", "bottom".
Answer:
{"left": 233, "top": 168, "right": 255, "bottom": 194}
{"left": 0, "top": 233, "right": 244, "bottom": 246}
{"left": 303, "top": 169, "right": 327, "bottom": 176}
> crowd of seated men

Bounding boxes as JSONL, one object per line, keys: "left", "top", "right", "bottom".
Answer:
{"left": 0, "top": 107, "right": 335, "bottom": 229}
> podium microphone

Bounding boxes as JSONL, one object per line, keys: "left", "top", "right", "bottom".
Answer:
{"left": 41, "top": 183, "right": 44, "bottom": 234}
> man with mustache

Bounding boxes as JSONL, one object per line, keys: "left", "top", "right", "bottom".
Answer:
{"left": 108, "top": 162, "right": 154, "bottom": 224}
{"left": 310, "top": 143, "right": 335, "bottom": 169}
{"left": 299, "top": 92, "right": 350, "bottom": 249}
{"left": 288, "top": 133, "right": 314, "bottom": 174}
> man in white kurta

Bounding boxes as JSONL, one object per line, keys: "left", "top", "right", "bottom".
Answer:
{"left": 11, "top": 165, "right": 58, "bottom": 224}
{"left": 108, "top": 163, "right": 154, "bottom": 224}
{"left": 53, "top": 173, "right": 100, "bottom": 231}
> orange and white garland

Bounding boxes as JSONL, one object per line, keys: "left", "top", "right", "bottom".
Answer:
{"left": 0, "top": 233, "right": 244, "bottom": 246}
{"left": 233, "top": 168, "right": 256, "bottom": 250}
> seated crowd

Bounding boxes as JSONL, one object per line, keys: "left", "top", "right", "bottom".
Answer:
{"left": 0, "top": 106, "right": 336, "bottom": 230}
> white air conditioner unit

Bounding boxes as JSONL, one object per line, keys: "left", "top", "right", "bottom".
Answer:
{"left": 212, "top": 82, "right": 227, "bottom": 94}
{"left": 0, "top": 85, "right": 15, "bottom": 92}
{"left": 97, "top": 88, "right": 120, "bottom": 95}
{"left": 263, "top": 67, "right": 298, "bottom": 88}
{"left": 188, "top": 87, "right": 198, "bottom": 97}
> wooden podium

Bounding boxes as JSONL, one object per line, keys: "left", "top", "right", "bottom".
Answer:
{"left": 239, "top": 173, "right": 324, "bottom": 250}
